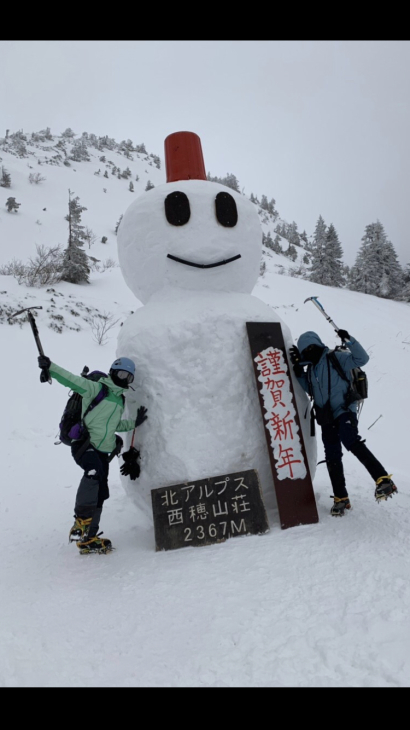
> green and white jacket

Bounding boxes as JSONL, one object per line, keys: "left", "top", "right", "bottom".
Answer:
{"left": 50, "top": 362, "right": 136, "bottom": 453}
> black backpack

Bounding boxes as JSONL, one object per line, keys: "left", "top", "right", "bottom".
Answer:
{"left": 327, "top": 350, "right": 368, "bottom": 406}
{"left": 58, "top": 369, "right": 109, "bottom": 446}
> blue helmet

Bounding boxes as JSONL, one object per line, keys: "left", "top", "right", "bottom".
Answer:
{"left": 110, "top": 357, "right": 135, "bottom": 376}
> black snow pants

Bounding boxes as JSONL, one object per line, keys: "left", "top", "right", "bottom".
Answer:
{"left": 321, "top": 411, "right": 387, "bottom": 499}
{"left": 71, "top": 442, "right": 110, "bottom": 538}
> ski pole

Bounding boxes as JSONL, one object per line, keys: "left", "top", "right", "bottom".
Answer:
{"left": 8, "top": 305, "right": 52, "bottom": 384}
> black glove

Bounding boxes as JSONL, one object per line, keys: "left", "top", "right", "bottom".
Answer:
{"left": 337, "top": 329, "right": 350, "bottom": 341}
{"left": 38, "top": 355, "right": 51, "bottom": 369}
{"left": 38, "top": 355, "right": 51, "bottom": 383}
{"left": 289, "top": 346, "right": 304, "bottom": 377}
{"left": 135, "top": 406, "right": 148, "bottom": 428}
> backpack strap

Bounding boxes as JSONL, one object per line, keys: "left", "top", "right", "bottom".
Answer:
{"left": 72, "top": 384, "right": 109, "bottom": 462}
{"left": 82, "top": 383, "right": 109, "bottom": 420}
{"left": 327, "top": 351, "right": 350, "bottom": 384}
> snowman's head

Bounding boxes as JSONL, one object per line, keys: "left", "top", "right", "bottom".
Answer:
{"left": 117, "top": 132, "right": 262, "bottom": 303}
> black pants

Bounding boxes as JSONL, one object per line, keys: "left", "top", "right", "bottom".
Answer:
{"left": 71, "top": 442, "right": 110, "bottom": 537}
{"left": 321, "top": 412, "right": 387, "bottom": 499}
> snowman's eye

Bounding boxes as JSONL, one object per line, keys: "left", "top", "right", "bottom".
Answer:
{"left": 215, "top": 192, "right": 238, "bottom": 228}
{"left": 165, "top": 191, "right": 191, "bottom": 226}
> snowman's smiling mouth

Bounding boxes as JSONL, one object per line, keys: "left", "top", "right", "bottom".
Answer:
{"left": 167, "top": 253, "right": 241, "bottom": 269}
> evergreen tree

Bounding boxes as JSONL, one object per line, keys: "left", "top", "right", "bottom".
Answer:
{"left": 308, "top": 215, "right": 327, "bottom": 284}
{"left": 377, "top": 238, "right": 403, "bottom": 299}
{"left": 287, "top": 221, "right": 301, "bottom": 247}
{"left": 70, "top": 138, "right": 90, "bottom": 162}
{"left": 400, "top": 264, "right": 410, "bottom": 302}
{"left": 263, "top": 232, "right": 282, "bottom": 253}
{"left": 62, "top": 128, "right": 76, "bottom": 139}
{"left": 320, "top": 223, "right": 345, "bottom": 287}
{"left": 259, "top": 195, "right": 278, "bottom": 218}
{"left": 129, "top": 181, "right": 134, "bottom": 192}
{"left": 0, "top": 166, "right": 11, "bottom": 187}
{"left": 350, "top": 221, "right": 402, "bottom": 298}
{"left": 206, "top": 172, "right": 240, "bottom": 192}
{"left": 60, "top": 190, "right": 89, "bottom": 283}
{"left": 283, "top": 244, "right": 298, "bottom": 261}
{"left": 145, "top": 180, "right": 154, "bottom": 191}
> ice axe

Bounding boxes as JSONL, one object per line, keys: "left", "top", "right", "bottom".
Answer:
{"left": 8, "top": 305, "right": 52, "bottom": 384}
{"left": 303, "top": 296, "right": 348, "bottom": 342}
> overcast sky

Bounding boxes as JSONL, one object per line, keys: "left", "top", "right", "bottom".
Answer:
{"left": 1, "top": 40, "right": 409, "bottom": 266}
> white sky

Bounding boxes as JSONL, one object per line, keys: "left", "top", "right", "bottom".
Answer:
{"left": 1, "top": 40, "right": 410, "bottom": 267}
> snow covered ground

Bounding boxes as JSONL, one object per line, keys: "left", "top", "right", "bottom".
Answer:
{"left": 1, "top": 264, "right": 410, "bottom": 687}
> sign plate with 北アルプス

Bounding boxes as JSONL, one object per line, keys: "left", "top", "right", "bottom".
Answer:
{"left": 151, "top": 468, "right": 269, "bottom": 552}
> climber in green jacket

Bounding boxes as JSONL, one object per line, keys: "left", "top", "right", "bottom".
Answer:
{"left": 38, "top": 354, "right": 148, "bottom": 554}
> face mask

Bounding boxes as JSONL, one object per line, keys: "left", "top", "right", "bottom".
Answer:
{"left": 301, "top": 344, "right": 324, "bottom": 366}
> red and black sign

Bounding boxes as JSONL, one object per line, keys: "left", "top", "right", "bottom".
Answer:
{"left": 246, "top": 321, "right": 318, "bottom": 529}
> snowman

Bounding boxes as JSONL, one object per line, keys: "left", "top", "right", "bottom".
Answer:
{"left": 116, "top": 131, "right": 316, "bottom": 518}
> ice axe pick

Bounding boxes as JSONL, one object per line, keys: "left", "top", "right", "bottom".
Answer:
{"left": 8, "top": 305, "right": 52, "bottom": 384}
{"left": 303, "top": 296, "right": 340, "bottom": 334}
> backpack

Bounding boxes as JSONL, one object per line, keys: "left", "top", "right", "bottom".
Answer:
{"left": 58, "top": 370, "right": 109, "bottom": 446}
{"left": 327, "top": 350, "right": 368, "bottom": 406}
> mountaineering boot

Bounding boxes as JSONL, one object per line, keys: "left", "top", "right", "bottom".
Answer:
{"left": 375, "top": 475, "right": 398, "bottom": 502}
{"left": 330, "top": 496, "right": 351, "bottom": 516}
{"left": 69, "top": 516, "right": 92, "bottom": 542}
{"left": 77, "top": 534, "right": 113, "bottom": 555}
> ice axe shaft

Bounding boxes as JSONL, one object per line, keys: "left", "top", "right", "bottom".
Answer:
{"left": 304, "top": 296, "right": 339, "bottom": 332}
{"left": 8, "top": 305, "right": 52, "bottom": 383}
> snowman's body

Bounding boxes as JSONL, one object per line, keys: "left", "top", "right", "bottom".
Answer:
{"left": 118, "top": 288, "right": 316, "bottom": 517}
{"left": 117, "top": 140, "right": 316, "bottom": 517}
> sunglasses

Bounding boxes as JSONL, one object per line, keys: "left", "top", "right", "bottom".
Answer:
{"left": 114, "top": 369, "right": 134, "bottom": 384}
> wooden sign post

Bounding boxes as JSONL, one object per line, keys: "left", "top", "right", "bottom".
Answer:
{"left": 246, "top": 321, "right": 318, "bottom": 529}
{"left": 151, "top": 469, "right": 269, "bottom": 552}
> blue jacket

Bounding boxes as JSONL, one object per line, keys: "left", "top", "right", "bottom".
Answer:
{"left": 294, "top": 331, "right": 369, "bottom": 420}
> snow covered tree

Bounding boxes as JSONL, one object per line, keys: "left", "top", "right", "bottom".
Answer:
{"left": 62, "top": 128, "right": 76, "bottom": 139}
{"left": 1, "top": 166, "right": 11, "bottom": 187}
{"left": 260, "top": 195, "right": 278, "bottom": 219}
{"left": 145, "top": 180, "right": 154, "bottom": 191}
{"left": 60, "top": 190, "right": 89, "bottom": 284}
{"left": 263, "top": 232, "right": 282, "bottom": 254}
{"left": 129, "top": 181, "right": 134, "bottom": 192}
{"left": 377, "top": 239, "right": 403, "bottom": 299}
{"left": 319, "top": 223, "right": 345, "bottom": 287}
{"left": 308, "top": 215, "right": 327, "bottom": 284}
{"left": 70, "top": 138, "right": 90, "bottom": 162}
{"left": 283, "top": 244, "right": 298, "bottom": 261}
{"left": 400, "top": 264, "right": 410, "bottom": 302}
{"left": 286, "top": 221, "right": 301, "bottom": 247}
{"left": 207, "top": 172, "right": 240, "bottom": 192}
{"left": 350, "top": 221, "right": 402, "bottom": 299}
